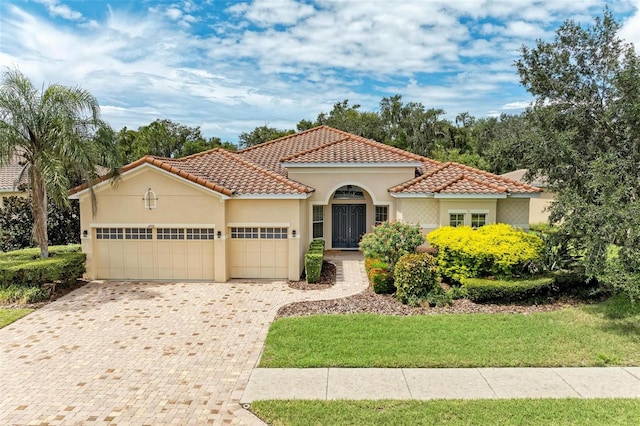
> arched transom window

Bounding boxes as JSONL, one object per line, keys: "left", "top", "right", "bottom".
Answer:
{"left": 333, "top": 185, "right": 365, "bottom": 200}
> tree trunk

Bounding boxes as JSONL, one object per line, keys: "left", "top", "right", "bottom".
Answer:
{"left": 31, "top": 167, "right": 49, "bottom": 258}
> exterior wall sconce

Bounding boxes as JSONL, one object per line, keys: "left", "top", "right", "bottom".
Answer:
{"left": 143, "top": 188, "right": 158, "bottom": 210}
{"left": 82, "top": 230, "right": 88, "bottom": 238}
{"left": 217, "top": 230, "right": 222, "bottom": 239}
{"left": 292, "top": 230, "right": 296, "bottom": 238}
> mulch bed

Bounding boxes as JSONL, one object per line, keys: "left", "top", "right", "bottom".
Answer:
{"left": 280, "top": 263, "right": 585, "bottom": 318}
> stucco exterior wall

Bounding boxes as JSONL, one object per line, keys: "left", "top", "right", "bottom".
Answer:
{"left": 497, "top": 198, "right": 530, "bottom": 230}
{"left": 529, "top": 191, "right": 554, "bottom": 225}
{"left": 396, "top": 198, "right": 439, "bottom": 234}
{"left": 77, "top": 167, "right": 226, "bottom": 280}
{"left": 438, "top": 199, "right": 498, "bottom": 227}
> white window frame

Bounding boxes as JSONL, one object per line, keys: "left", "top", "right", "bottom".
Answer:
{"left": 374, "top": 205, "right": 388, "bottom": 226}
{"left": 312, "top": 205, "right": 324, "bottom": 239}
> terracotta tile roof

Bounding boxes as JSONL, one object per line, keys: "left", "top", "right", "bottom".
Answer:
{"left": 0, "top": 154, "right": 28, "bottom": 192}
{"left": 68, "top": 148, "right": 313, "bottom": 197}
{"left": 501, "top": 168, "right": 548, "bottom": 188}
{"left": 390, "top": 162, "right": 541, "bottom": 195}
{"left": 281, "top": 135, "right": 426, "bottom": 165}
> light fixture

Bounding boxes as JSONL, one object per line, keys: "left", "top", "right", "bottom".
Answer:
{"left": 292, "top": 230, "right": 297, "bottom": 238}
{"left": 82, "top": 230, "right": 88, "bottom": 237}
{"left": 217, "top": 230, "right": 222, "bottom": 239}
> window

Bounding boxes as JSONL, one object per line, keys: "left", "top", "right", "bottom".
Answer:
{"left": 125, "top": 228, "right": 153, "bottom": 240}
{"left": 186, "top": 228, "right": 215, "bottom": 240}
{"left": 312, "top": 205, "right": 324, "bottom": 238}
{"left": 333, "top": 185, "right": 365, "bottom": 199}
{"left": 143, "top": 188, "right": 157, "bottom": 210}
{"left": 449, "top": 213, "right": 465, "bottom": 227}
{"left": 375, "top": 206, "right": 388, "bottom": 226}
{"left": 95, "top": 228, "right": 123, "bottom": 240}
{"left": 157, "top": 228, "right": 185, "bottom": 240}
{"left": 231, "top": 227, "right": 287, "bottom": 239}
{"left": 231, "top": 227, "right": 259, "bottom": 239}
{"left": 471, "top": 213, "right": 487, "bottom": 228}
{"left": 260, "top": 227, "right": 288, "bottom": 239}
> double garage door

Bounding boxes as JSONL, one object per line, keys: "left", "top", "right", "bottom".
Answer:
{"left": 95, "top": 227, "right": 215, "bottom": 281}
{"left": 229, "top": 227, "right": 289, "bottom": 278}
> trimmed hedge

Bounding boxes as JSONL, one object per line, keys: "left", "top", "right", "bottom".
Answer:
{"left": 427, "top": 224, "right": 544, "bottom": 283}
{"left": 304, "top": 239, "right": 325, "bottom": 283}
{"left": 394, "top": 253, "right": 442, "bottom": 306}
{"left": 0, "top": 245, "right": 85, "bottom": 289}
{"left": 463, "top": 276, "right": 555, "bottom": 303}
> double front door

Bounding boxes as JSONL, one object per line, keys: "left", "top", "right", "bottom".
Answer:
{"left": 332, "top": 204, "right": 366, "bottom": 249}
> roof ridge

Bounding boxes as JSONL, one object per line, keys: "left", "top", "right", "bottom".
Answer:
{"left": 448, "top": 161, "right": 540, "bottom": 191}
{"left": 388, "top": 161, "right": 451, "bottom": 193}
{"left": 237, "top": 126, "right": 328, "bottom": 154}
{"left": 214, "top": 148, "right": 312, "bottom": 194}
{"left": 432, "top": 173, "right": 465, "bottom": 193}
{"left": 143, "top": 156, "right": 234, "bottom": 196}
{"left": 280, "top": 136, "right": 351, "bottom": 162}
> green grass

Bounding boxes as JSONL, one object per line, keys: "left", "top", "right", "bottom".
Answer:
{"left": 260, "top": 295, "right": 640, "bottom": 367}
{"left": 251, "top": 399, "right": 640, "bottom": 426}
{"left": 0, "top": 308, "right": 32, "bottom": 328}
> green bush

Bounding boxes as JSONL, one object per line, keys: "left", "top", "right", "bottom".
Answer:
{"left": 394, "top": 253, "right": 440, "bottom": 306}
{"left": 463, "top": 276, "right": 555, "bottom": 303}
{"left": 0, "top": 285, "right": 51, "bottom": 304}
{"left": 0, "top": 245, "right": 85, "bottom": 289}
{"left": 359, "top": 221, "right": 424, "bottom": 274}
{"left": 427, "top": 224, "right": 544, "bottom": 283}
{"left": 304, "top": 240, "right": 325, "bottom": 284}
{"left": 370, "top": 268, "right": 395, "bottom": 294}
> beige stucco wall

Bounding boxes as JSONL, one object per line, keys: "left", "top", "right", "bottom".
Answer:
{"left": 290, "top": 166, "right": 411, "bottom": 248}
{"left": 529, "top": 191, "right": 554, "bottom": 225}
{"left": 497, "top": 198, "right": 530, "bottom": 230}
{"left": 77, "top": 166, "right": 227, "bottom": 281}
{"left": 225, "top": 198, "right": 302, "bottom": 280}
{"left": 438, "top": 199, "right": 498, "bottom": 227}
{"left": 396, "top": 198, "right": 439, "bottom": 234}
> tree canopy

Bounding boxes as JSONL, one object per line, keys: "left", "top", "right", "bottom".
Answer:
{"left": 516, "top": 10, "right": 640, "bottom": 299}
{"left": 0, "top": 68, "right": 120, "bottom": 257}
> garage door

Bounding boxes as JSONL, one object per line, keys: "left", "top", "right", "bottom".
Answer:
{"left": 95, "top": 227, "right": 215, "bottom": 280}
{"left": 229, "top": 227, "right": 288, "bottom": 278}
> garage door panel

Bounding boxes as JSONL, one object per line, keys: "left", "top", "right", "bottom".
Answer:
{"left": 95, "top": 227, "right": 214, "bottom": 281}
{"left": 229, "top": 227, "right": 288, "bottom": 279}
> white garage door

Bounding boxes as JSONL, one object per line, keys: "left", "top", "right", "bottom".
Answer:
{"left": 229, "top": 227, "right": 288, "bottom": 278}
{"left": 95, "top": 227, "right": 215, "bottom": 280}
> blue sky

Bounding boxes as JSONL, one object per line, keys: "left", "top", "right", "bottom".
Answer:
{"left": 2, "top": 0, "right": 640, "bottom": 143}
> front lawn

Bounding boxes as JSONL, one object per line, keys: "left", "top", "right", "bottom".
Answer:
{"left": 0, "top": 308, "right": 33, "bottom": 328}
{"left": 260, "top": 295, "right": 640, "bottom": 367}
{"left": 251, "top": 399, "right": 640, "bottom": 426}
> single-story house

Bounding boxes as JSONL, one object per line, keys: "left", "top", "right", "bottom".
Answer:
{"left": 501, "top": 169, "right": 553, "bottom": 225}
{"left": 0, "top": 154, "right": 29, "bottom": 205}
{"left": 69, "top": 126, "right": 541, "bottom": 282}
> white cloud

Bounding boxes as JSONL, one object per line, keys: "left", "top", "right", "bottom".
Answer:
{"left": 35, "top": 0, "right": 82, "bottom": 21}
{"left": 501, "top": 101, "right": 531, "bottom": 109}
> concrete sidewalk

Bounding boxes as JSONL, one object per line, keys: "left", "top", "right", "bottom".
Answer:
{"left": 241, "top": 367, "right": 640, "bottom": 403}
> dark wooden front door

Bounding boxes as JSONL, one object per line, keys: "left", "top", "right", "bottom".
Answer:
{"left": 332, "top": 204, "right": 366, "bottom": 248}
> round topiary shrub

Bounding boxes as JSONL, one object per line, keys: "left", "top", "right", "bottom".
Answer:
{"left": 394, "top": 253, "right": 440, "bottom": 306}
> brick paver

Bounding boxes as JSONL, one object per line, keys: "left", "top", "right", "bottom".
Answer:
{"left": 0, "top": 251, "right": 366, "bottom": 425}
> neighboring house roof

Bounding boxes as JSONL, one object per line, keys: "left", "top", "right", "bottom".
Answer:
{"left": 501, "top": 169, "right": 548, "bottom": 188}
{"left": 390, "top": 162, "right": 540, "bottom": 195}
{"left": 0, "top": 154, "right": 28, "bottom": 192}
{"left": 68, "top": 126, "right": 541, "bottom": 198}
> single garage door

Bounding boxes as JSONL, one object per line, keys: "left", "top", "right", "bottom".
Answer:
{"left": 95, "top": 227, "right": 215, "bottom": 280}
{"left": 229, "top": 227, "right": 288, "bottom": 278}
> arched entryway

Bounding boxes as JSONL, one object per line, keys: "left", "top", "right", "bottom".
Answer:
{"left": 331, "top": 185, "right": 367, "bottom": 249}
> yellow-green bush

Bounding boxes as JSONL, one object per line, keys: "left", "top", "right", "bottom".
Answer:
{"left": 427, "top": 224, "right": 544, "bottom": 283}
{"left": 394, "top": 253, "right": 441, "bottom": 306}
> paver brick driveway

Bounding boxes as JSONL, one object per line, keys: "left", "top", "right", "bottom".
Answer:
{"left": 1, "top": 252, "right": 366, "bottom": 425}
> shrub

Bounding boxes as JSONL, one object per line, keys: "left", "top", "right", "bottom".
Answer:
{"left": 394, "top": 253, "right": 439, "bottom": 306}
{"left": 0, "top": 285, "right": 51, "bottom": 304}
{"left": 304, "top": 240, "right": 325, "bottom": 283}
{"left": 359, "top": 221, "right": 424, "bottom": 274}
{"left": 370, "top": 268, "right": 395, "bottom": 294}
{"left": 0, "top": 245, "right": 85, "bottom": 289}
{"left": 463, "top": 276, "right": 555, "bottom": 303}
{"left": 427, "top": 224, "right": 544, "bottom": 283}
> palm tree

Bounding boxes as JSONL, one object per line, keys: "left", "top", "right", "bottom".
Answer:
{"left": 0, "top": 68, "right": 120, "bottom": 258}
